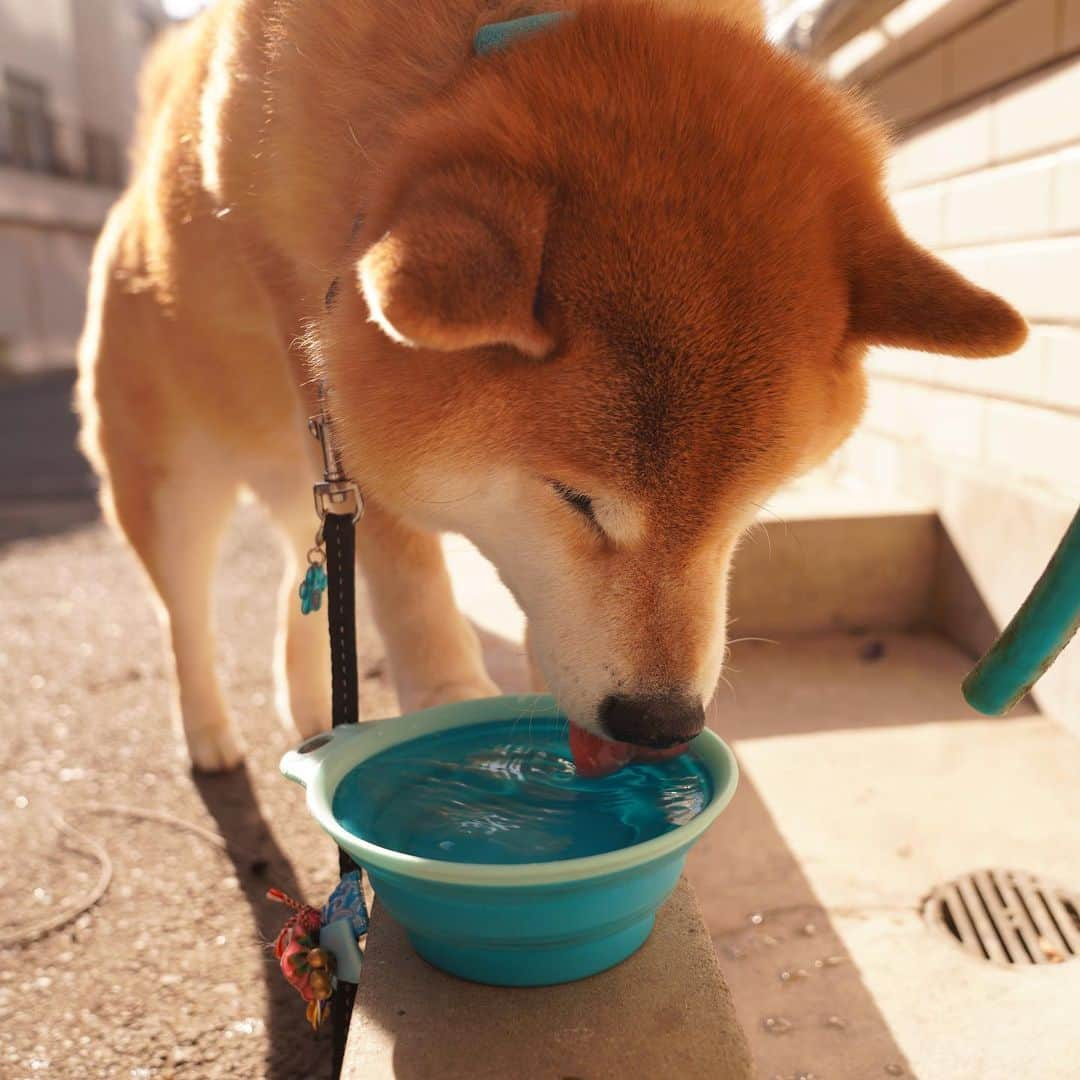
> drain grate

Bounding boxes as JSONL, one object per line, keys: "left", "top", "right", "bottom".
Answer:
{"left": 923, "top": 869, "right": 1080, "bottom": 965}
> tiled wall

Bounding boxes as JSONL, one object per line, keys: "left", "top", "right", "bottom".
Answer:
{"left": 840, "top": 0, "right": 1080, "bottom": 505}
{"left": 821, "top": 0, "right": 1079, "bottom": 726}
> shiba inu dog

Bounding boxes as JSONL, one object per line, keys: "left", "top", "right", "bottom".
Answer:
{"left": 77, "top": 0, "right": 1025, "bottom": 771}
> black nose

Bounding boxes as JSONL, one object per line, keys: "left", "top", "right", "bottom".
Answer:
{"left": 598, "top": 693, "right": 705, "bottom": 748}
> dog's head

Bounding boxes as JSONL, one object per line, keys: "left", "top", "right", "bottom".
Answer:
{"left": 317, "top": 5, "right": 1025, "bottom": 747}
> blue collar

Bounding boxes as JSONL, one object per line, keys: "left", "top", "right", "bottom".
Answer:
{"left": 474, "top": 12, "right": 569, "bottom": 55}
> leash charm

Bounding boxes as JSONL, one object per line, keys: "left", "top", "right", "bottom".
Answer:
{"left": 299, "top": 551, "right": 328, "bottom": 615}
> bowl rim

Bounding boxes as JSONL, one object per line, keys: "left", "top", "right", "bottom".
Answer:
{"left": 281, "top": 693, "right": 739, "bottom": 887}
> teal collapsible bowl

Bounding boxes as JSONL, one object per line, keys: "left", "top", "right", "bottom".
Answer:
{"left": 280, "top": 694, "right": 738, "bottom": 986}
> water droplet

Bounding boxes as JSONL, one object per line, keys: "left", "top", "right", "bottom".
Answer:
{"left": 885, "top": 1067, "right": 904, "bottom": 1077}
{"left": 825, "top": 1015, "right": 848, "bottom": 1029}
{"left": 762, "top": 933, "right": 781, "bottom": 947}
{"left": 29, "top": 674, "right": 46, "bottom": 690}
{"left": 762, "top": 1016, "right": 794, "bottom": 1035}
{"left": 779, "top": 968, "right": 792, "bottom": 982}
{"left": 749, "top": 912, "right": 764, "bottom": 926}
{"left": 800, "top": 922, "right": 817, "bottom": 936}
{"left": 824, "top": 954, "right": 845, "bottom": 966}
{"left": 14, "top": 795, "right": 28, "bottom": 810}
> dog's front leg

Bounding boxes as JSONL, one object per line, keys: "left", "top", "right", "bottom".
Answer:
{"left": 357, "top": 502, "right": 499, "bottom": 712}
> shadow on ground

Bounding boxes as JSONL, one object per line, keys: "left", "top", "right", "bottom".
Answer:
{"left": 193, "top": 766, "right": 333, "bottom": 1080}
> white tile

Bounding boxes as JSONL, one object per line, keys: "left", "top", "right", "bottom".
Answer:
{"left": 993, "top": 56, "right": 1080, "bottom": 160}
{"left": 983, "top": 399, "right": 1080, "bottom": 496}
{"left": 941, "top": 156, "right": 1054, "bottom": 246}
{"left": 1052, "top": 146, "right": 1080, "bottom": 233}
{"left": 1042, "top": 327, "right": 1080, "bottom": 409}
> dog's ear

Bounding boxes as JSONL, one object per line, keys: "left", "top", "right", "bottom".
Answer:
{"left": 358, "top": 166, "right": 552, "bottom": 357}
{"left": 846, "top": 200, "right": 1027, "bottom": 358}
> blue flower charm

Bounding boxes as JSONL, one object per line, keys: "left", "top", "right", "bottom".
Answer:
{"left": 319, "top": 869, "right": 368, "bottom": 983}
{"left": 298, "top": 563, "right": 328, "bottom": 615}
{"left": 322, "top": 870, "right": 369, "bottom": 940}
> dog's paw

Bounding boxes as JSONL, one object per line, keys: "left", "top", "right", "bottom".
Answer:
{"left": 185, "top": 723, "right": 245, "bottom": 773}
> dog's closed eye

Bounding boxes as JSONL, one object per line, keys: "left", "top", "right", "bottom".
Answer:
{"left": 549, "top": 481, "right": 596, "bottom": 524}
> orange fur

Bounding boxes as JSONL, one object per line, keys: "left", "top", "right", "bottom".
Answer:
{"left": 77, "top": 0, "right": 1025, "bottom": 768}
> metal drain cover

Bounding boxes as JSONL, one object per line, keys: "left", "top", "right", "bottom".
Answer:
{"left": 923, "top": 869, "right": 1080, "bottom": 965}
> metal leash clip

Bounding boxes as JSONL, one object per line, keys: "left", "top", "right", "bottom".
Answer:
{"left": 299, "top": 383, "right": 363, "bottom": 616}
{"left": 309, "top": 415, "right": 363, "bottom": 524}
{"left": 308, "top": 382, "right": 363, "bottom": 525}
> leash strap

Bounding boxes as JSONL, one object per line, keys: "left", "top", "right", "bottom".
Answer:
{"left": 325, "top": 511, "right": 359, "bottom": 1077}
{"left": 324, "top": 509, "right": 360, "bottom": 883}
{"left": 325, "top": 511, "right": 360, "bottom": 738}
{"left": 308, "top": 397, "right": 363, "bottom": 755}
{"left": 307, "top": 390, "right": 363, "bottom": 1077}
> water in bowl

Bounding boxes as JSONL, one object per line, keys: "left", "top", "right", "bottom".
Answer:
{"left": 331, "top": 718, "right": 712, "bottom": 864}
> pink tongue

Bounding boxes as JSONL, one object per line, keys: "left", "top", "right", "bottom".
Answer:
{"left": 568, "top": 722, "right": 689, "bottom": 778}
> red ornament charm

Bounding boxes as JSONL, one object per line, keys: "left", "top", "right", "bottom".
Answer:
{"left": 267, "top": 887, "right": 337, "bottom": 1031}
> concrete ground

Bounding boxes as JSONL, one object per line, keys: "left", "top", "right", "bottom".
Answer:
{"left": 2, "top": 372, "right": 1078, "bottom": 1079}
{"left": 0, "top": 373, "right": 393, "bottom": 1078}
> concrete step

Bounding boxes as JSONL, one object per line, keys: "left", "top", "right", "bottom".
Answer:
{"left": 688, "top": 630, "right": 1080, "bottom": 1080}
{"left": 345, "top": 879, "right": 753, "bottom": 1080}
{"left": 728, "top": 490, "right": 938, "bottom": 636}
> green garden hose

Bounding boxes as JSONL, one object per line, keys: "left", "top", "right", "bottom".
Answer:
{"left": 963, "top": 508, "right": 1080, "bottom": 716}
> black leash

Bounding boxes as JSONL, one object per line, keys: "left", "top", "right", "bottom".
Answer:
{"left": 307, "top": 395, "right": 363, "bottom": 1077}
{"left": 325, "top": 511, "right": 360, "bottom": 737}
{"left": 323, "top": 512, "right": 358, "bottom": 1079}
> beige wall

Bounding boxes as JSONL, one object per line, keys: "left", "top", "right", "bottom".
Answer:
{"left": 816, "top": 0, "right": 1080, "bottom": 727}
{"left": 0, "top": 0, "right": 80, "bottom": 113}
{"left": 0, "top": 0, "right": 163, "bottom": 375}
{"left": 70, "top": 0, "right": 158, "bottom": 141}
